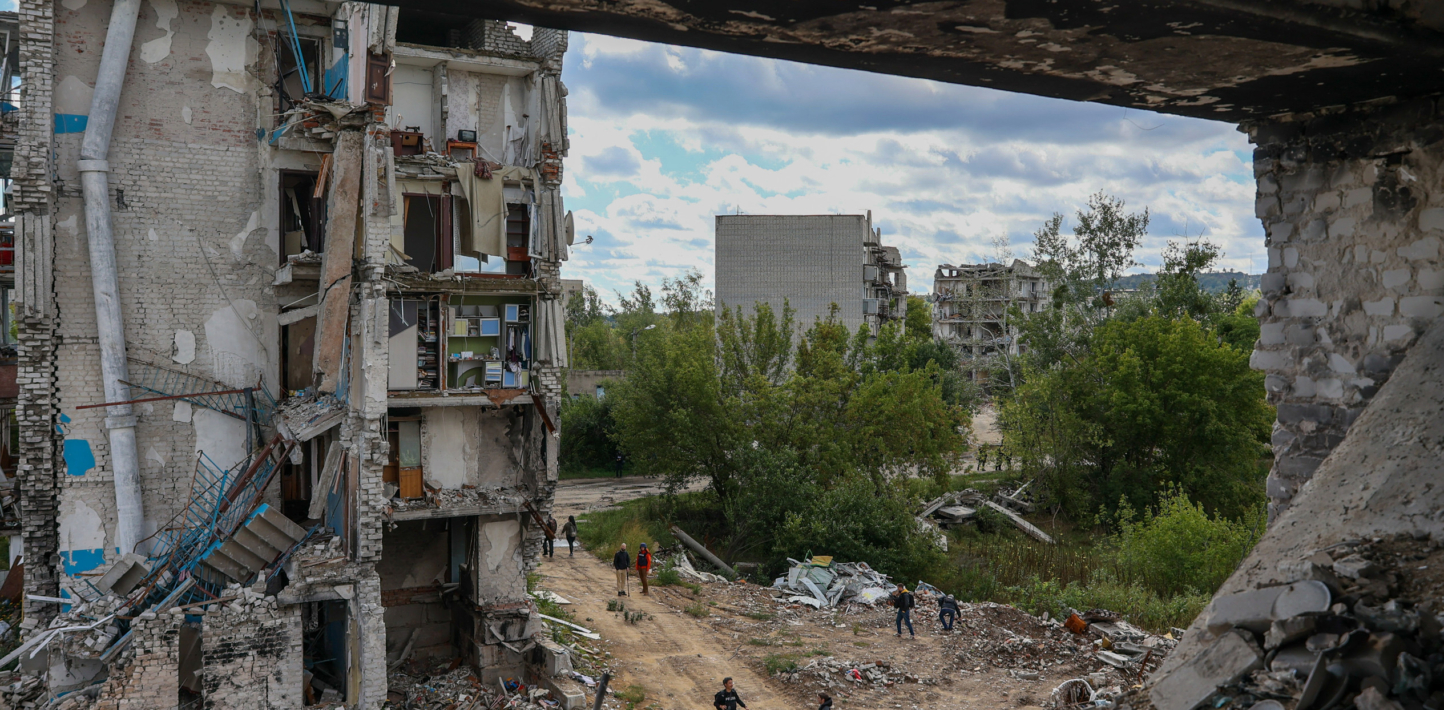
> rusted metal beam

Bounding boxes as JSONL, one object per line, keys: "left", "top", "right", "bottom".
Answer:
{"left": 530, "top": 393, "right": 556, "bottom": 434}
{"left": 75, "top": 388, "right": 247, "bottom": 411}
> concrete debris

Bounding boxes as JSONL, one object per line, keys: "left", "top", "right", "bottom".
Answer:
{"left": 1137, "top": 533, "right": 1444, "bottom": 710}
{"left": 771, "top": 557, "right": 893, "bottom": 609}
{"left": 385, "top": 661, "right": 565, "bottom": 710}
{"left": 667, "top": 553, "right": 728, "bottom": 584}
{"left": 918, "top": 488, "right": 1055, "bottom": 543}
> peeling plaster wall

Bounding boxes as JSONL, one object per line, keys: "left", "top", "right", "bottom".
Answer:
{"left": 1247, "top": 96, "right": 1444, "bottom": 517}
{"left": 420, "top": 407, "right": 520, "bottom": 489}
{"left": 475, "top": 518, "right": 525, "bottom": 603}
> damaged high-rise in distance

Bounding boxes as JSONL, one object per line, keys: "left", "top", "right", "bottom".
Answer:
{"left": 931, "top": 261, "right": 1049, "bottom": 383}
{"left": 3, "top": 1, "right": 578, "bottom": 706}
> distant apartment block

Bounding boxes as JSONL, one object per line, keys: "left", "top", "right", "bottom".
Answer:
{"left": 715, "top": 214, "right": 908, "bottom": 334}
{"left": 933, "top": 261, "right": 1049, "bottom": 381}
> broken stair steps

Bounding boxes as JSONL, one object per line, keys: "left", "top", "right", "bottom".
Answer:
{"left": 197, "top": 504, "right": 308, "bottom": 583}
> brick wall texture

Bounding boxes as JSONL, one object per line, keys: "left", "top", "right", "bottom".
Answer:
{"left": 1247, "top": 95, "right": 1444, "bottom": 518}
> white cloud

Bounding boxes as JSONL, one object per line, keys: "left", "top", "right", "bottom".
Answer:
{"left": 558, "top": 33, "right": 1262, "bottom": 303}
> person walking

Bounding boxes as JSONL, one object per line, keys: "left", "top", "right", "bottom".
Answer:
{"left": 542, "top": 514, "right": 557, "bottom": 557}
{"left": 636, "top": 542, "right": 653, "bottom": 595}
{"left": 613, "top": 543, "right": 631, "bottom": 596}
{"left": 561, "top": 515, "right": 578, "bottom": 556}
{"left": 891, "top": 583, "right": 916, "bottom": 638}
{"left": 713, "top": 677, "right": 747, "bottom": 710}
{"left": 817, "top": 691, "right": 833, "bottom": 710}
{"left": 938, "top": 594, "right": 959, "bottom": 631}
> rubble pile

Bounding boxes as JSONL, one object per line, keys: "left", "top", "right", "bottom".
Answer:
{"left": 385, "top": 662, "right": 562, "bottom": 710}
{"left": 771, "top": 557, "right": 893, "bottom": 609}
{"left": 386, "top": 485, "right": 529, "bottom": 516}
{"left": 1139, "top": 533, "right": 1444, "bottom": 710}
{"left": 779, "top": 657, "right": 925, "bottom": 690}
{"left": 274, "top": 100, "right": 373, "bottom": 144}
{"left": 918, "top": 486, "right": 1055, "bottom": 543}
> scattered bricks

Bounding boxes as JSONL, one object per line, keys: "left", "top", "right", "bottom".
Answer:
{"left": 1148, "top": 631, "right": 1263, "bottom": 710}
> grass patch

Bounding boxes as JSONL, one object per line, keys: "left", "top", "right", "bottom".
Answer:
{"left": 743, "top": 611, "right": 774, "bottom": 621}
{"left": 574, "top": 498, "right": 678, "bottom": 564}
{"left": 852, "top": 641, "right": 870, "bottom": 647}
{"left": 607, "top": 599, "right": 625, "bottom": 613}
{"left": 809, "top": 647, "right": 831, "bottom": 657}
{"left": 763, "top": 653, "right": 802, "bottom": 675}
{"left": 654, "top": 567, "right": 682, "bottom": 587}
{"left": 747, "top": 638, "right": 773, "bottom": 647}
{"left": 614, "top": 684, "right": 647, "bottom": 709}
{"left": 684, "top": 602, "right": 709, "bottom": 618}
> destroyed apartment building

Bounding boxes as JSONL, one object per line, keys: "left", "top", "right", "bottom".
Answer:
{"left": 715, "top": 212, "right": 908, "bottom": 334}
{"left": 3, "top": 1, "right": 575, "bottom": 706}
{"left": 931, "top": 260, "right": 1048, "bottom": 382}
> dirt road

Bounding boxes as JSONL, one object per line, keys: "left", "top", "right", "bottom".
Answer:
{"left": 553, "top": 476, "right": 708, "bottom": 517}
{"left": 537, "top": 550, "right": 788, "bottom": 709}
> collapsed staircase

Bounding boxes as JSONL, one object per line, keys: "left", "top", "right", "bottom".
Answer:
{"left": 197, "top": 504, "right": 308, "bottom": 584}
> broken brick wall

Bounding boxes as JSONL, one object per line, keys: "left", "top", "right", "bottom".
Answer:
{"left": 200, "top": 590, "right": 303, "bottom": 710}
{"left": 1246, "top": 96, "right": 1444, "bottom": 518}
{"left": 93, "top": 608, "right": 183, "bottom": 710}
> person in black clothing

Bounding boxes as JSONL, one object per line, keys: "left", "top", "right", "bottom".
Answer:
{"left": 891, "top": 583, "right": 916, "bottom": 638}
{"left": 938, "top": 594, "right": 959, "bottom": 631}
{"left": 713, "top": 677, "right": 746, "bottom": 710}
{"left": 817, "top": 691, "right": 833, "bottom": 710}
{"left": 613, "top": 544, "right": 630, "bottom": 596}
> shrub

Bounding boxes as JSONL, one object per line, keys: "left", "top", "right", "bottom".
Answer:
{"left": 973, "top": 504, "right": 1012, "bottom": 535}
{"left": 684, "top": 603, "right": 709, "bottom": 618}
{"left": 654, "top": 567, "right": 682, "bottom": 587}
{"left": 1112, "top": 487, "right": 1264, "bottom": 596}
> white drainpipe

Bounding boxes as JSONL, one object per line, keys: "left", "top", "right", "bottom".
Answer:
{"left": 78, "top": 0, "right": 145, "bottom": 556}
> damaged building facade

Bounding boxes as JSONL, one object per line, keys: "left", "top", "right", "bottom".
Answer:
{"left": 6, "top": 0, "right": 574, "bottom": 706}
{"left": 714, "top": 213, "right": 907, "bottom": 333}
{"left": 931, "top": 261, "right": 1048, "bottom": 383}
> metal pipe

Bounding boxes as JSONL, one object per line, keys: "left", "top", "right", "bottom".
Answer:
{"left": 78, "top": 0, "right": 145, "bottom": 556}
{"left": 669, "top": 525, "right": 736, "bottom": 578}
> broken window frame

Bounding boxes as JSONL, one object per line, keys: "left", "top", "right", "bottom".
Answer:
{"left": 401, "top": 191, "right": 453, "bottom": 274}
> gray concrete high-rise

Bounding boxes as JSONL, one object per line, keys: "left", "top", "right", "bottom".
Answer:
{"left": 715, "top": 214, "right": 907, "bottom": 334}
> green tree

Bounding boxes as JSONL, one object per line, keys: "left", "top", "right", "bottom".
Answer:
{"left": 559, "top": 391, "right": 622, "bottom": 473}
{"left": 904, "top": 294, "right": 932, "bottom": 341}
{"left": 1001, "top": 316, "right": 1271, "bottom": 521}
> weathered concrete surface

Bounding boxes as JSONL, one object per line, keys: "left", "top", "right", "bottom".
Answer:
{"left": 1156, "top": 313, "right": 1444, "bottom": 679}
{"left": 391, "top": 0, "right": 1444, "bottom": 122}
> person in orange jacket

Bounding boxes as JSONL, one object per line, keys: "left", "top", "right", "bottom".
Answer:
{"left": 636, "top": 543, "right": 653, "bottom": 595}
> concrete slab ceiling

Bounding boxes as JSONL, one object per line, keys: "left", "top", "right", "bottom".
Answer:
{"left": 385, "top": 0, "right": 1444, "bottom": 122}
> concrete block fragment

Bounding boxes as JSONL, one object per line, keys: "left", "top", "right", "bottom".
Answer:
{"left": 1363, "top": 298, "right": 1394, "bottom": 316}
{"left": 1355, "top": 686, "right": 1404, "bottom": 710}
{"left": 1265, "top": 615, "right": 1317, "bottom": 649}
{"left": 1332, "top": 554, "right": 1378, "bottom": 579}
{"left": 1250, "top": 349, "right": 1288, "bottom": 372}
{"left": 1268, "top": 641, "right": 1319, "bottom": 674}
{"left": 1287, "top": 298, "right": 1328, "bottom": 317}
{"left": 1208, "top": 581, "right": 1331, "bottom": 634}
{"left": 1148, "top": 631, "right": 1263, "bottom": 710}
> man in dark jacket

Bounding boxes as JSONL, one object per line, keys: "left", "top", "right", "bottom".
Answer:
{"left": 938, "top": 594, "right": 959, "bottom": 631}
{"left": 891, "top": 584, "right": 916, "bottom": 638}
{"left": 613, "top": 544, "right": 630, "bottom": 596}
{"left": 713, "top": 677, "right": 747, "bottom": 710}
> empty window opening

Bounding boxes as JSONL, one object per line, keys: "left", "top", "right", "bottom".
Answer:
{"left": 280, "top": 171, "right": 326, "bottom": 264}
{"left": 303, "top": 600, "right": 351, "bottom": 706}
{"left": 275, "top": 34, "right": 323, "bottom": 112}
{"left": 403, "top": 194, "right": 451, "bottom": 273}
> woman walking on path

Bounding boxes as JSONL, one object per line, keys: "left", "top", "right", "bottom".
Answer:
{"left": 561, "top": 515, "right": 578, "bottom": 555}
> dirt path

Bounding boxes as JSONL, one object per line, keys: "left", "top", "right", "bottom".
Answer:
{"left": 537, "top": 550, "right": 789, "bottom": 710}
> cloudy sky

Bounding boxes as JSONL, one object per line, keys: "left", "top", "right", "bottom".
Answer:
{"left": 554, "top": 31, "right": 1263, "bottom": 303}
